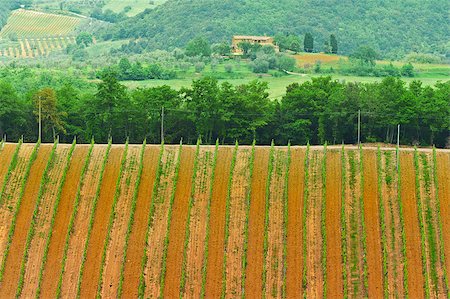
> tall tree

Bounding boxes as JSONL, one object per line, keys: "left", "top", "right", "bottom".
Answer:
{"left": 330, "top": 34, "right": 338, "bottom": 54}
{"left": 304, "top": 32, "right": 314, "bottom": 53}
{"left": 33, "top": 88, "right": 66, "bottom": 141}
{"left": 185, "top": 36, "right": 211, "bottom": 57}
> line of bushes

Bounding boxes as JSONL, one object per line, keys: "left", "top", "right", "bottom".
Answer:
{"left": 137, "top": 142, "right": 164, "bottom": 297}
{"left": 16, "top": 140, "right": 58, "bottom": 297}
{"left": 321, "top": 144, "right": 328, "bottom": 297}
{"left": 240, "top": 140, "right": 256, "bottom": 299}
{"left": 117, "top": 140, "right": 146, "bottom": 297}
{"left": 281, "top": 144, "right": 291, "bottom": 299}
{"left": 56, "top": 139, "right": 94, "bottom": 298}
{"left": 358, "top": 147, "right": 369, "bottom": 294}
{"left": 262, "top": 141, "right": 275, "bottom": 296}
{"left": 76, "top": 139, "right": 112, "bottom": 298}
{"left": 413, "top": 148, "right": 430, "bottom": 298}
{"left": 377, "top": 148, "right": 389, "bottom": 297}
{"left": 159, "top": 141, "right": 183, "bottom": 296}
{"left": 35, "top": 139, "right": 76, "bottom": 298}
{"left": 301, "top": 143, "right": 310, "bottom": 297}
{"left": 340, "top": 146, "right": 349, "bottom": 298}
{"left": 432, "top": 147, "right": 449, "bottom": 293}
{"left": 180, "top": 139, "right": 201, "bottom": 295}
{"left": 221, "top": 141, "right": 239, "bottom": 298}
{"left": 200, "top": 140, "right": 219, "bottom": 298}
{"left": 96, "top": 140, "right": 129, "bottom": 297}
{"left": 0, "top": 139, "right": 22, "bottom": 205}
{"left": 0, "top": 140, "right": 39, "bottom": 283}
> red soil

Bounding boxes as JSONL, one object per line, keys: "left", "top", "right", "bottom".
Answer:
{"left": 224, "top": 148, "right": 252, "bottom": 297}
{"left": 21, "top": 145, "right": 71, "bottom": 298}
{"left": 325, "top": 150, "right": 343, "bottom": 298}
{"left": 245, "top": 147, "right": 270, "bottom": 298}
{"left": 305, "top": 150, "right": 324, "bottom": 298}
{"left": 40, "top": 145, "right": 89, "bottom": 298}
{"left": 265, "top": 149, "right": 288, "bottom": 298}
{"left": 101, "top": 146, "right": 141, "bottom": 298}
{"left": 0, "top": 144, "right": 52, "bottom": 297}
{"left": 143, "top": 146, "right": 180, "bottom": 298}
{"left": 286, "top": 148, "right": 305, "bottom": 298}
{"left": 121, "top": 146, "right": 160, "bottom": 298}
{"left": 0, "top": 144, "right": 16, "bottom": 183}
{"left": 163, "top": 146, "right": 195, "bottom": 298}
{"left": 205, "top": 147, "right": 233, "bottom": 298}
{"left": 400, "top": 152, "right": 425, "bottom": 298}
{"left": 60, "top": 147, "right": 107, "bottom": 297}
{"left": 183, "top": 148, "right": 216, "bottom": 298}
{"left": 363, "top": 150, "right": 383, "bottom": 298}
{"left": 78, "top": 147, "right": 124, "bottom": 298}
{"left": 436, "top": 152, "right": 450, "bottom": 294}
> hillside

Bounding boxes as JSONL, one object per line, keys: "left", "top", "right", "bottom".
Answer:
{"left": 105, "top": 0, "right": 449, "bottom": 58}
{"left": 0, "top": 141, "right": 448, "bottom": 298}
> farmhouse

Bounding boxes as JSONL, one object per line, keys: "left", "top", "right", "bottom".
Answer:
{"left": 231, "top": 35, "right": 279, "bottom": 54}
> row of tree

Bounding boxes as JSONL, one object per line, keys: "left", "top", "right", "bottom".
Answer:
{"left": 0, "top": 73, "right": 448, "bottom": 147}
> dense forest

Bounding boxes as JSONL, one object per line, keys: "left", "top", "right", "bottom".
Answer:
{"left": 103, "top": 0, "right": 449, "bottom": 59}
{"left": 0, "top": 68, "right": 448, "bottom": 147}
{"left": 0, "top": 0, "right": 23, "bottom": 30}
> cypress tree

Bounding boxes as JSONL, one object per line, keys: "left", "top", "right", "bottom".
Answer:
{"left": 330, "top": 34, "right": 338, "bottom": 54}
{"left": 304, "top": 33, "right": 314, "bottom": 53}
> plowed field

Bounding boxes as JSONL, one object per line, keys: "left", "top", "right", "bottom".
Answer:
{"left": 0, "top": 143, "right": 448, "bottom": 299}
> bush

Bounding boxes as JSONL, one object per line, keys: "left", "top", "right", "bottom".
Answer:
{"left": 251, "top": 58, "right": 269, "bottom": 73}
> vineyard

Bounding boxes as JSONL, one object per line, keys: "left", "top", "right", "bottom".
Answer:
{"left": 0, "top": 9, "right": 83, "bottom": 58}
{"left": 0, "top": 141, "right": 448, "bottom": 298}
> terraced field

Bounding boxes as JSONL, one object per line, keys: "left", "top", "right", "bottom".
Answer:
{"left": 0, "top": 141, "right": 448, "bottom": 298}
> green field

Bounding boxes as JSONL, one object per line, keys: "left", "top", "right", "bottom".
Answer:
{"left": 103, "top": 0, "right": 168, "bottom": 16}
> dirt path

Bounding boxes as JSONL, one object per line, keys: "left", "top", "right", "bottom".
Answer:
{"left": 21, "top": 145, "right": 71, "bottom": 298}
{"left": 142, "top": 146, "right": 180, "bottom": 298}
{"left": 224, "top": 148, "right": 252, "bottom": 298}
{"left": 60, "top": 147, "right": 107, "bottom": 297}
{"left": 205, "top": 147, "right": 233, "bottom": 298}
{"left": 40, "top": 145, "right": 89, "bottom": 298}
{"left": 0, "top": 144, "right": 52, "bottom": 298}
{"left": 163, "top": 147, "right": 195, "bottom": 298}
{"left": 436, "top": 152, "right": 450, "bottom": 297}
{"left": 363, "top": 150, "right": 383, "bottom": 298}
{"left": 400, "top": 152, "right": 425, "bottom": 298}
{"left": 325, "top": 149, "right": 343, "bottom": 298}
{"left": 0, "top": 144, "right": 16, "bottom": 183}
{"left": 78, "top": 147, "right": 124, "bottom": 298}
{"left": 286, "top": 148, "right": 305, "bottom": 298}
{"left": 182, "top": 148, "right": 216, "bottom": 298}
{"left": 265, "top": 149, "right": 288, "bottom": 298}
{"left": 245, "top": 147, "right": 270, "bottom": 298}
{"left": 100, "top": 146, "right": 141, "bottom": 298}
{"left": 121, "top": 146, "right": 160, "bottom": 298}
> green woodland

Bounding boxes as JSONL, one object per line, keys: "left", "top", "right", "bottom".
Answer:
{"left": 103, "top": 0, "right": 449, "bottom": 59}
{"left": 0, "top": 69, "right": 448, "bottom": 147}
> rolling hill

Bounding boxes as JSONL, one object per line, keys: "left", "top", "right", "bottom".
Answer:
{"left": 104, "top": 0, "right": 450, "bottom": 59}
{"left": 0, "top": 141, "right": 448, "bottom": 298}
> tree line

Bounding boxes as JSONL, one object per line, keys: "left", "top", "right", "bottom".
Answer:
{"left": 0, "top": 73, "right": 448, "bottom": 147}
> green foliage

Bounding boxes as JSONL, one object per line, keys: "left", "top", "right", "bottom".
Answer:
{"left": 377, "top": 148, "right": 389, "bottom": 297}
{"left": 351, "top": 46, "right": 378, "bottom": 67}
{"left": 321, "top": 144, "right": 327, "bottom": 298}
{"left": 340, "top": 146, "right": 348, "bottom": 298}
{"left": 104, "top": 0, "right": 449, "bottom": 58}
{"left": 281, "top": 142, "right": 291, "bottom": 299}
{"left": 0, "top": 139, "right": 22, "bottom": 205}
{"left": 301, "top": 143, "right": 310, "bottom": 296}
{"left": 330, "top": 34, "right": 338, "bottom": 54}
{"left": 185, "top": 37, "right": 211, "bottom": 57}
{"left": 76, "top": 32, "right": 94, "bottom": 47}
{"left": 304, "top": 33, "right": 314, "bottom": 53}
{"left": 274, "top": 34, "right": 302, "bottom": 53}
